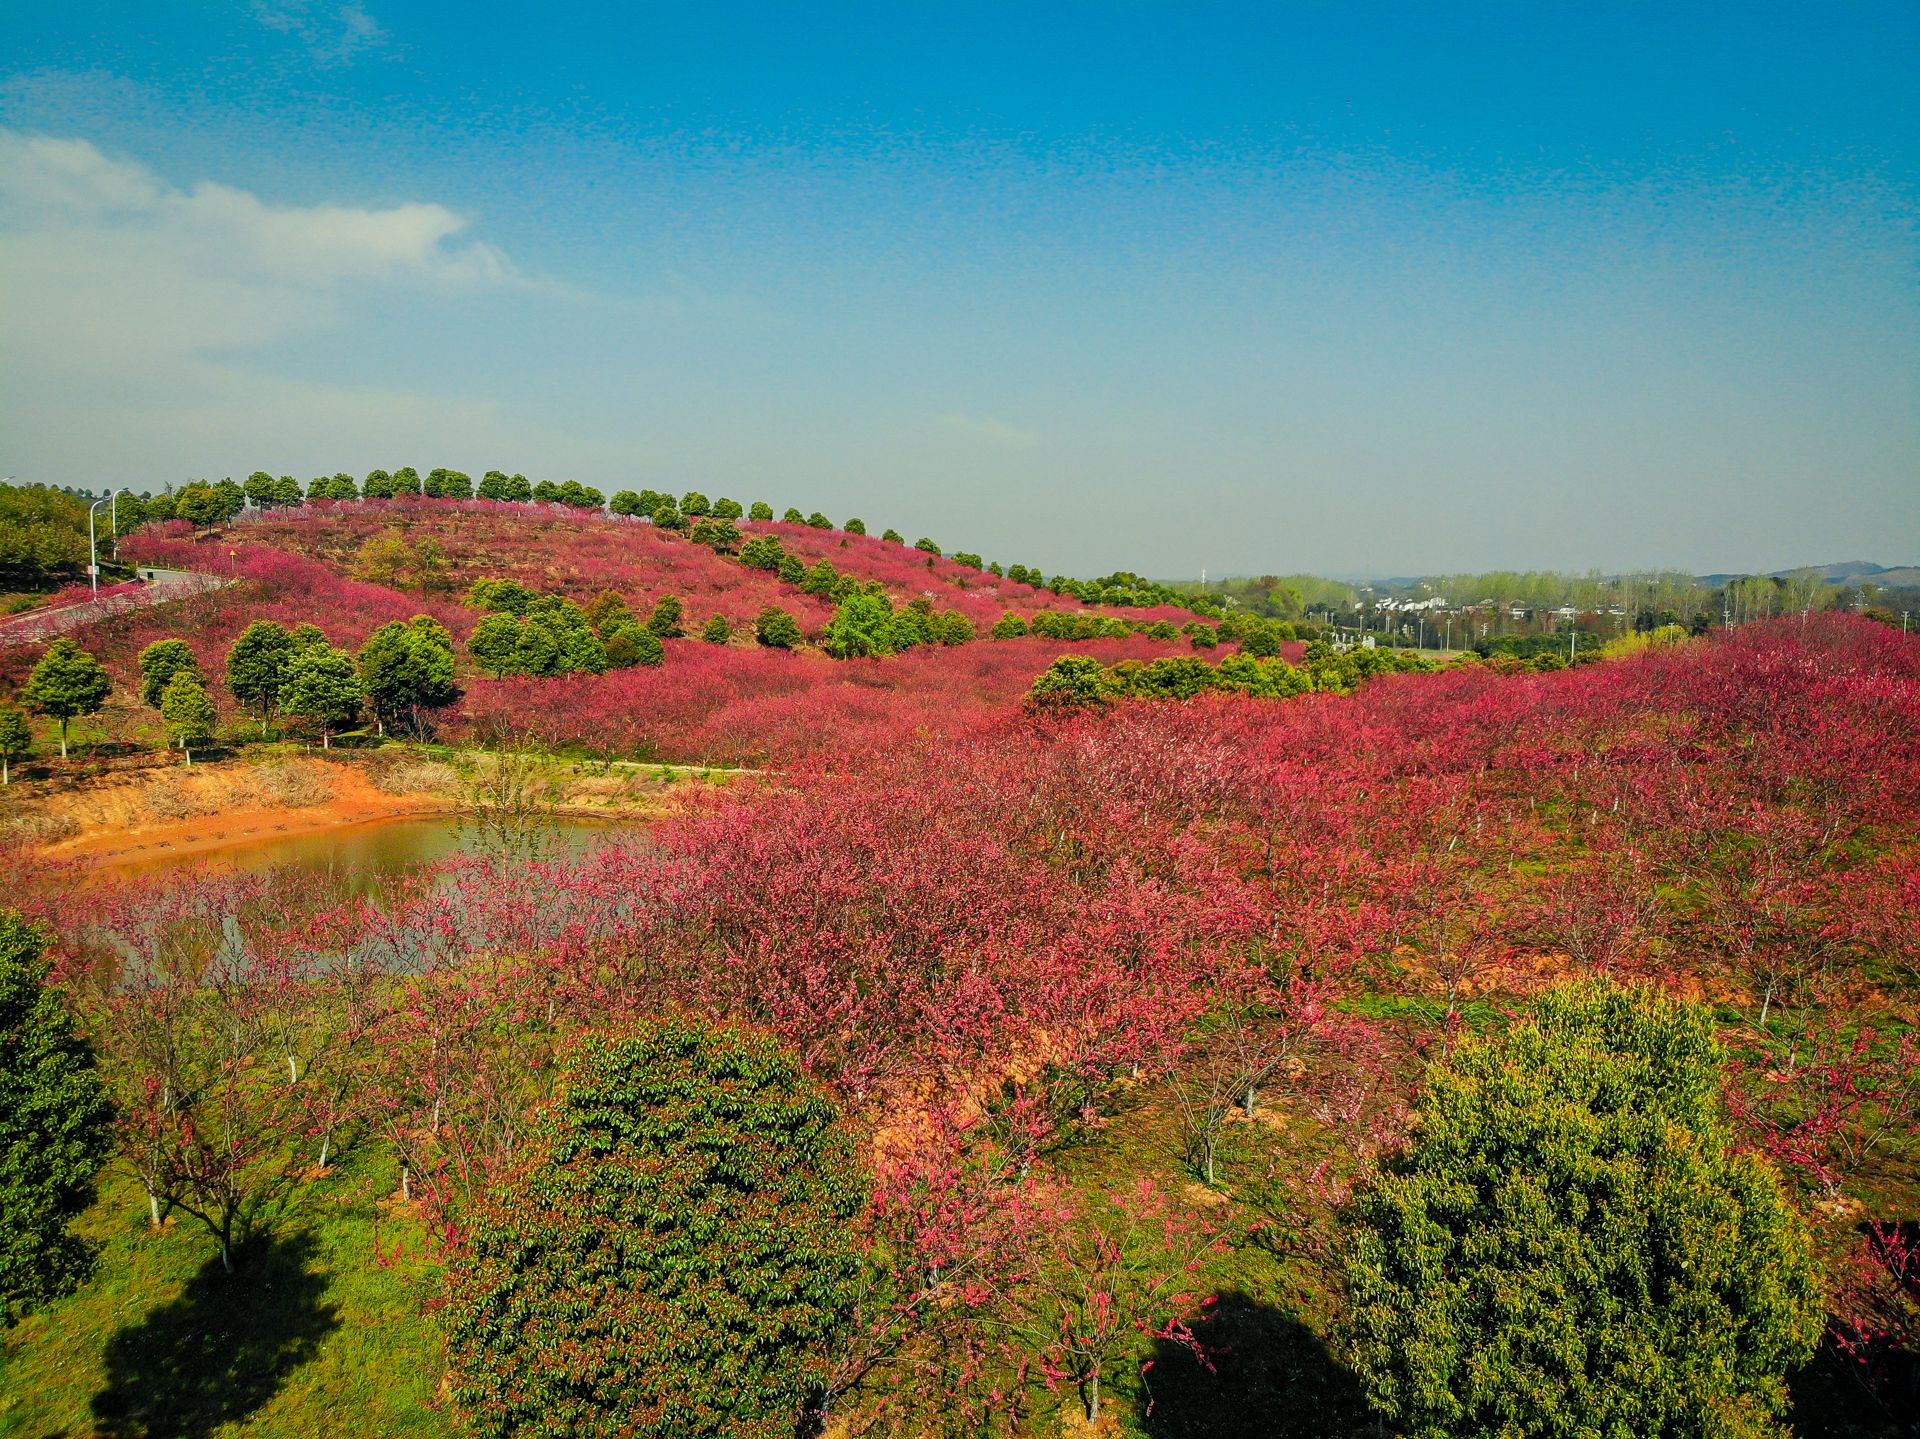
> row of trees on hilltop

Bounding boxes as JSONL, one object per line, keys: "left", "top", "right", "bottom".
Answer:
{"left": 103, "top": 469, "right": 1224, "bottom": 620}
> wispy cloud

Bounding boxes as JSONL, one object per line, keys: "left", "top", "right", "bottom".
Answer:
{"left": 937, "top": 413, "right": 1039, "bottom": 448}
{"left": 250, "top": 1, "right": 390, "bottom": 67}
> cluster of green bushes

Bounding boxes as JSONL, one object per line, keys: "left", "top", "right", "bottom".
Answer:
{"left": 464, "top": 581, "right": 678, "bottom": 675}
{"left": 0, "top": 484, "right": 97, "bottom": 591}
{"left": 1028, "top": 640, "right": 1434, "bottom": 707}
{"left": 822, "top": 592, "right": 973, "bottom": 658}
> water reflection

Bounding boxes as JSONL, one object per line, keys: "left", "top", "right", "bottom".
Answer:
{"left": 108, "top": 816, "right": 625, "bottom": 896}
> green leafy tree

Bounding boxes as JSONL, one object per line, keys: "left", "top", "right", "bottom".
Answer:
{"left": 1026, "top": 655, "right": 1115, "bottom": 710}
{"left": 689, "top": 517, "right": 742, "bottom": 552}
{"left": 390, "top": 466, "right": 422, "bottom": 496}
{"left": 111, "top": 492, "right": 147, "bottom": 536}
{"left": 881, "top": 528, "right": 904, "bottom": 544}
{"left": 644, "top": 595, "right": 685, "bottom": 638}
{"left": 357, "top": 616, "right": 460, "bottom": 736}
{"left": 805, "top": 511, "right": 832, "bottom": 529}
{"left": 1343, "top": 981, "right": 1821, "bottom": 1439}
{"left": 711, "top": 498, "right": 744, "bottom": 520}
{"left": 739, "top": 535, "right": 786, "bottom": 571}
{"left": 603, "top": 625, "right": 664, "bottom": 668}
{"left": 142, "top": 492, "right": 178, "bottom": 524}
{"left": 225, "top": 620, "right": 294, "bottom": 730}
{"left": 844, "top": 518, "right": 866, "bottom": 534}
{"left": 467, "top": 577, "right": 539, "bottom": 615}
{"left": 469, "top": 613, "right": 525, "bottom": 677}
{"left": 748, "top": 501, "right": 774, "bottom": 521}
{"left": 362, "top": 468, "right": 396, "bottom": 499}
{"left": 781, "top": 507, "right": 805, "bottom": 524}
{"left": 0, "top": 704, "right": 29, "bottom": 784}
{"left": 174, "top": 483, "right": 226, "bottom": 533}
{"left": 700, "top": 614, "right": 730, "bottom": 644}
{"left": 755, "top": 606, "right": 802, "bottom": 649}
{"left": 23, "top": 639, "right": 111, "bottom": 758}
{"left": 159, "top": 673, "right": 216, "bottom": 764}
{"left": 137, "top": 638, "right": 201, "bottom": 709}
{"left": 243, "top": 471, "right": 277, "bottom": 509}
{"left": 445, "top": 1019, "right": 864, "bottom": 1439}
{"left": 650, "top": 502, "right": 682, "bottom": 530}
{"left": 991, "top": 612, "right": 1029, "bottom": 639}
{"left": 281, "top": 646, "right": 363, "bottom": 748}
{"left": 0, "top": 911, "right": 114, "bottom": 1325}
{"left": 680, "top": 491, "right": 711, "bottom": 517}
{"left": 913, "top": 537, "right": 941, "bottom": 556}
{"left": 580, "top": 591, "right": 633, "bottom": 635}
{"left": 821, "top": 592, "right": 898, "bottom": 659}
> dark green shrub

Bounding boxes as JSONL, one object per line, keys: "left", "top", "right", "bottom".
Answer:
{"left": 446, "top": 1019, "right": 863, "bottom": 1439}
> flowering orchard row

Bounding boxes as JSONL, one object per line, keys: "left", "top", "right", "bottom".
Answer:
{"left": 15, "top": 613, "right": 1919, "bottom": 1428}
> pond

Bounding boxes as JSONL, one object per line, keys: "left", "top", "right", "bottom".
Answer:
{"left": 106, "top": 815, "right": 629, "bottom": 892}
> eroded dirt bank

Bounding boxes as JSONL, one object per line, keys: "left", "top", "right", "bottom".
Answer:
{"left": 4, "top": 748, "right": 706, "bottom": 869}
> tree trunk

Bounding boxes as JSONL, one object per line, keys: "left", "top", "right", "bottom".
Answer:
{"left": 1083, "top": 1367, "right": 1101, "bottom": 1424}
{"left": 184, "top": 745, "right": 193, "bottom": 765}
{"left": 1242, "top": 1084, "right": 1258, "bottom": 1118}
{"left": 59, "top": 721, "right": 69, "bottom": 759}
{"left": 147, "top": 1188, "right": 161, "bottom": 1227}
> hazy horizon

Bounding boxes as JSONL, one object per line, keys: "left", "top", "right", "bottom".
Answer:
{"left": 2, "top": 2, "right": 1915, "bottom": 578}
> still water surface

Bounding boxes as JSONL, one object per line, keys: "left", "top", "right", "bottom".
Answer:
{"left": 108, "top": 816, "right": 625, "bottom": 892}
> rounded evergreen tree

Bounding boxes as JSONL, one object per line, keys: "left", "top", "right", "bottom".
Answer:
{"left": 0, "top": 703, "right": 30, "bottom": 784}
{"left": 137, "top": 638, "right": 201, "bottom": 709}
{"left": 22, "top": 638, "right": 111, "bottom": 758}
{"left": 159, "top": 673, "right": 216, "bottom": 764}
{"left": 1342, "top": 980, "right": 1821, "bottom": 1439}
{"left": 446, "top": 1018, "right": 865, "bottom": 1439}
{"left": 0, "top": 910, "right": 114, "bottom": 1325}
{"left": 754, "top": 606, "right": 802, "bottom": 649}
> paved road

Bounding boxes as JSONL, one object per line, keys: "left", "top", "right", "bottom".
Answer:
{"left": 0, "top": 569, "right": 225, "bottom": 646}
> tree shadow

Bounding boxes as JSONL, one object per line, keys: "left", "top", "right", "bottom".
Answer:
{"left": 91, "top": 1231, "right": 340, "bottom": 1439}
{"left": 1140, "top": 1290, "right": 1369, "bottom": 1438}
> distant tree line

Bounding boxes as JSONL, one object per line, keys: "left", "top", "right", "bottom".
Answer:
{"left": 1027, "top": 640, "right": 1436, "bottom": 708}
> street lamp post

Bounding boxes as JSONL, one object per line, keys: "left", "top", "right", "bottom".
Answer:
{"left": 86, "top": 489, "right": 129, "bottom": 595}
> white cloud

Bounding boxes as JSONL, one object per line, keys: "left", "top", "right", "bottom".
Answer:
{"left": 0, "top": 129, "right": 567, "bottom": 485}
{"left": 937, "top": 412, "right": 1039, "bottom": 448}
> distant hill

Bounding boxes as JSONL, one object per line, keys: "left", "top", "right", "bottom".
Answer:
{"left": 1696, "top": 562, "right": 1920, "bottom": 588}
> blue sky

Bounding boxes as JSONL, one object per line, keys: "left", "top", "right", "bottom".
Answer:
{"left": 2, "top": 1, "right": 1914, "bottom": 576}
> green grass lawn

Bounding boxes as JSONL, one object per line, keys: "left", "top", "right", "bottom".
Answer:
{"left": 0, "top": 1158, "right": 454, "bottom": 1439}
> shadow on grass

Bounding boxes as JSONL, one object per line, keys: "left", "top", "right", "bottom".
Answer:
{"left": 1141, "top": 1291, "right": 1369, "bottom": 1438}
{"left": 91, "top": 1231, "right": 340, "bottom": 1439}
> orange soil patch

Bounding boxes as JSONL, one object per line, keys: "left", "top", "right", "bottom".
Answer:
{"left": 40, "top": 762, "right": 451, "bottom": 868}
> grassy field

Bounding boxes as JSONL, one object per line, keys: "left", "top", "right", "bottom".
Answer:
{"left": 0, "top": 1156, "right": 453, "bottom": 1439}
